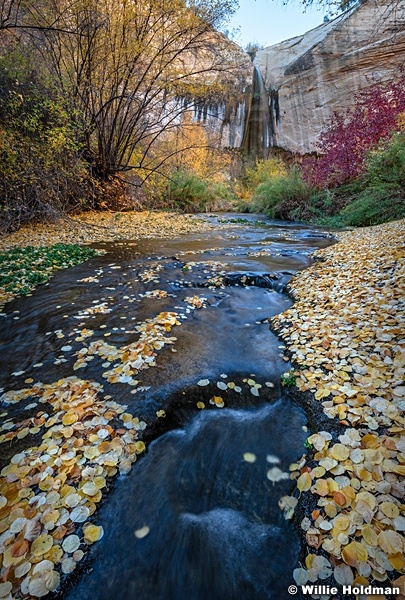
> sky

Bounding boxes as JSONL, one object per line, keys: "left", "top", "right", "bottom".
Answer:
{"left": 225, "top": 0, "right": 328, "bottom": 49}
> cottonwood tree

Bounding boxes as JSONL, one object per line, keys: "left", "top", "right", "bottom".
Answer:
{"left": 26, "top": 0, "right": 249, "bottom": 186}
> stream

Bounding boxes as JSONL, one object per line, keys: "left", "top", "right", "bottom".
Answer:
{"left": 0, "top": 214, "right": 335, "bottom": 600}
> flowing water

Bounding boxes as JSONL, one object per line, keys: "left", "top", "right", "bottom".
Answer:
{"left": 0, "top": 214, "right": 334, "bottom": 599}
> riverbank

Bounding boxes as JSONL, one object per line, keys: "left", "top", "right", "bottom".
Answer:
{"left": 0, "top": 211, "right": 216, "bottom": 309}
{"left": 0, "top": 211, "right": 215, "bottom": 251}
{"left": 271, "top": 219, "right": 404, "bottom": 597}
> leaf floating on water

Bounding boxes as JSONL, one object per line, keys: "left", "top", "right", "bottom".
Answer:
{"left": 243, "top": 452, "right": 256, "bottom": 463}
{"left": 279, "top": 496, "right": 298, "bottom": 520}
{"left": 134, "top": 526, "right": 150, "bottom": 539}
{"left": 156, "top": 410, "right": 166, "bottom": 418}
{"left": 209, "top": 396, "right": 224, "bottom": 408}
{"left": 267, "top": 467, "right": 289, "bottom": 483}
{"left": 196, "top": 402, "right": 205, "bottom": 409}
{"left": 197, "top": 379, "right": 209, "bottom": 386}
{"left": 217, "top": 381, "right": 227, "bottom": 390}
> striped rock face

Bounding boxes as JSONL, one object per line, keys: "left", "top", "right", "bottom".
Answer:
{"left": 253, "top": 0, "right": 405, "bottom": 154}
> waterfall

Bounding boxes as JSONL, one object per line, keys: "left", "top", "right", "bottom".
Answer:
{"left": 241, "top": 66, "right": 270, "bottom": 159}
{"left": 164, "top": 65, "right": 272, "bottom": 156}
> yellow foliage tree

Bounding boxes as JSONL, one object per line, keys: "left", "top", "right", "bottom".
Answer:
{"left": 17, "top": 0, "right": 250, "bottom": 184}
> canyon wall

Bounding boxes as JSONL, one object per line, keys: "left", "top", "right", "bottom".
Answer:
{"left": 253, "top": 0, "right": 405, "bottom": 154}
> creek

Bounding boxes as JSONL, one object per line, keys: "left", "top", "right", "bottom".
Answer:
{"left": 0, "top": 214, "right": 335, "bottom": 599}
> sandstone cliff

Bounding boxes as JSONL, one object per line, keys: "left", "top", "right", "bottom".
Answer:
{"left": 254, "top": 0, "right": 405, "bottom": 154}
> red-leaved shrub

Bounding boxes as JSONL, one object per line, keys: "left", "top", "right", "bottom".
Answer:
{"left": 302, "top": 76, "right": 405, "bottom": 188}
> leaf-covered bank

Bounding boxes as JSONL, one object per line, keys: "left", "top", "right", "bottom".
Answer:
{"left": 0, "top": 212, "right": 216, "bottom": 253}
{"left": 271, "top": 219, "right": 404, "bottom": 596}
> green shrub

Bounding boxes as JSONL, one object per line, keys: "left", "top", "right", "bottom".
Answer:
{"left": 339, "top": 186, "right": 405, "bottom": 226}
{"left": 335, "top": 131, "right": 405, "bottom": 226}
{"left": 239, "top": 129, "right": 405, "bottom": 227}
{"left": 244, "top": 157, "right": 287, "bottom": 190}
{"left": 166, "top": 171, "right": 214, "bottom": 211}
{"left": 251, "top": 167, "right": 313, "bottom": 219}
{"left": 363, "top": 130, "right": 405, "bottom": 187}
{"left": 0, "top": 73, "right": 99, "bottom": 233}
{"left": 304, "top": 131, "right": 405, "bottom": 227}
{"left": 165, "top": 170, "right": 236, "bottom": 212}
